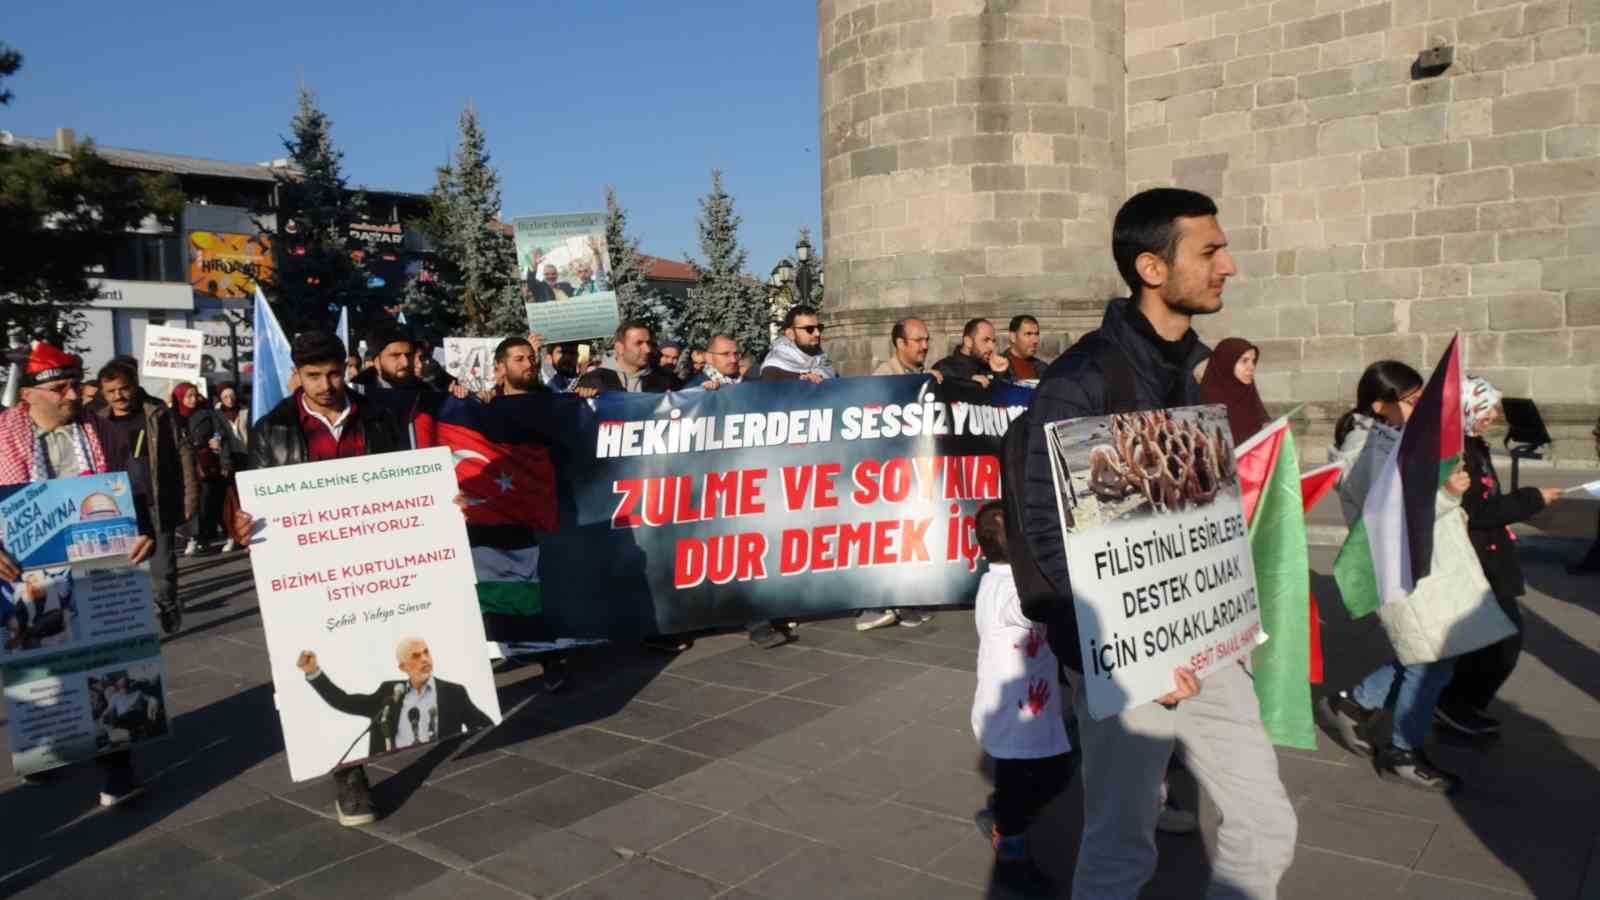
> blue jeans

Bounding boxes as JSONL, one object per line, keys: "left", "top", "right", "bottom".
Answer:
{"left": 1351, "top": 657, "right": 1457, "bottom": 751}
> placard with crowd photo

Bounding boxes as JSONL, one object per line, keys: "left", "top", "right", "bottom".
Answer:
{"left": 235, "top": 446, "right": 500, "bottom": 782}
{"left": 442, "top": 337, "right": 502, "bottom": 393}
{"left": 0, "top": 473, "right": 168, "bottom": 773}
{"left": 1044, "top": 404, "right": 1264, "bottom": 720}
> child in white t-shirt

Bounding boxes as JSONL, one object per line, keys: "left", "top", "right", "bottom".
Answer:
{"left": 970, "top": 501, "right": 1071, "bottom": 890}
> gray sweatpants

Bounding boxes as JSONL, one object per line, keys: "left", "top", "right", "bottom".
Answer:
{"left": 1069, "top": 661, "right": 1297, "bottom": 900}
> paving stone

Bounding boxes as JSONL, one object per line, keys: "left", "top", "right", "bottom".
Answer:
{"left": 588, "top": 701, "right": 708, "bottom": 740}
{"left": 828, "top": 800, "right": 971, "bottom": 868}
{"left": 571, "top": 791, "right": 720, "bottom": 852}
{"left": 411, "top": 804, "right": 552, "bottom": 864}
{"left": 277, "top": 844, "right": 449, "bottom": 899}
{"left": 1294, "top": 797, "right": 1438, "bottom": 868}
{"left": 1402, "top": 873, "right": 1538, "bottom": 898}
{"left": 228, "top": 819, "right": 384, "bottom": 885}
{"left": 1276, "top": 845, "right": 1410, "bottom": 899}
{"left": 558, "top": 858, "right": 723, "bottom": 900}
{"left": 742, "top": 841, "right": 914, "bottom": 900}
{"left": 391, "top": 869, "right": 533, "bottom": 900}
{"left": 590, "top": 742, "right": 711, "bottom": 789}
{"left": 670, "top": 657, "right": 822, "bottom": 693}
{"left": 652, "top": 816, "right": 807, "bottom": 885}
{"left": 652, "top": 683, "right": 770, "bottom": 717}
{"left": 425, "top": 753, "right": 566, "bottom": 803}
{"left": 471, "top": 828, "right": 625, "bottom": 897}
{"left": 169, "top": 797, "right": 322, "bottom": 858}
{"left": 721, "top": 696, "right": 837, "bottom": 734}
{"left": 509, "top": 725, "right": 652, "bottom": 772}
{"left": 1414, "top": 819, "right": 1591, "bottom": 898}
{"left": 653, "top": 759, "right": 801, "bottom": 812}
{"left": 664, "top": 717, "right": 784, "bottom": 758}
{"left": 731, "top": 781, "right": 883, "bottom": 840}
{"left": 499, "top": 772, "right": 641, "bottom": 828}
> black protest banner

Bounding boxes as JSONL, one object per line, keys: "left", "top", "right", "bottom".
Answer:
{"left": 532, "top": 377, "right": 1032, "bottom": 638}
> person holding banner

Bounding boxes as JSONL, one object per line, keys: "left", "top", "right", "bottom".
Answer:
{"left": 683, "top": 334, "right": 744, "bottom": 390}
{"left": 933, "top": 318, "right": 1011, "bottom": 401}
{"left": 241, "top": 331, "right": 408, "bottom": 826}
{"left": 760, "top": 306, "right": 836, "bottom": 383}
{"left": 871, "top": 317, "right": 944, "bottom": 381}
{"left": 0, "top": 342, "right": 157, "bottom": 808}
{"left": 1015, "top": 189, "right": 1296, "bottom": 899}
{"left": 95, "top": 362, "right": 197, "bottom": 632}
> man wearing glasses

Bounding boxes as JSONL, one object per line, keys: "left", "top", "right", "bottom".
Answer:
{"left": 0, "top": 342, "right": 156, "bottom": 808}
{"left": 760, "top": 306, "right": 836, "bottom": 383}
{"left": 873, "top": 317, "right": 944, "bottom": 381}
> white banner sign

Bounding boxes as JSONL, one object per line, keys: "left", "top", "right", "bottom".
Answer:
{"left": 443, "top": 338, "right": 502, "bottom": 393}
{"left": 1045, "top": 404, "right": 1263, "bottom": 720}
{"left": 236, "top": 447, "right": 501, "bottom": 781}
{"left": 140, "top": 325, "right": 206, "bottom": 383}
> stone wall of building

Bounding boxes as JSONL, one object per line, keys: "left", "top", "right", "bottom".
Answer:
{"left": 817, "top": 0, "right": 1129, "bottom": 373}
{"left": 1126, "top": 0, "right": 1600, "bottom": 462}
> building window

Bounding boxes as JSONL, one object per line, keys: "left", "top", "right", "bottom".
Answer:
{"left": 98, "top": 234, "right": 183, "bottom": 283}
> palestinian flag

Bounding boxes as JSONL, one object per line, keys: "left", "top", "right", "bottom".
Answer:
{"left": 1299, "top": 462, "right": 1343, "bottom": 685}
{"left": 1334, "top": 336, "right": 1464, "bottom": 619}
{"left": 1236, "top": 417, "right": 1314, "bottom": 749}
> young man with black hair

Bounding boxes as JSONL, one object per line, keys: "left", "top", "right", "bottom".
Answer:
{"left": 934, "top": 318, "right": 1011, "bottom": 401}
{"left": 1017, "top": 188, "right": 1295, "bottom": 899}
{"left": 1004, "top": 315, "right": 1046, "bottom": 381}
{"left": 239, "top": 331, "right": 409, "bottom": 826}
{"left": 578, "top": 320, "right": 677, "bottom": 394}
{"left": 352, "top": 321, "right": 420, "bottom": 395}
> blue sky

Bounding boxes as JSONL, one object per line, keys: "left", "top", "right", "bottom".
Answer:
{"left": 4, "top": 1, "right": 821, "bottom": 273}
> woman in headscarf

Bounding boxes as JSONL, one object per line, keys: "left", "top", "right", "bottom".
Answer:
{"left": 1200, "top": 337, "right": 1270, "bottom": 446}
{"left": 1433, "top": 375, "right": 1562, "bottom": 737}
{"left": 172, "top": 383, "right": 228, "bottom": 556}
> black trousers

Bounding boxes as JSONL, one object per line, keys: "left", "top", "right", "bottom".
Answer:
{"left": 1441, "top": 592, "right": 1524, "bottom": 711}
{"left": 992, "top": 752, "right": 1072, "bottom": 837}
{"left": 195, "top": 481, "right": 227, "bottom": 543}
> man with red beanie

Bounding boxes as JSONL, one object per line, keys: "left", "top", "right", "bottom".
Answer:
{"left": 0, "top": 342, "right": 156, "bottom": 808}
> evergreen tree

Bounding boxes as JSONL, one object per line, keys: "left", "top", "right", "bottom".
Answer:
{"left": 605, "top": 185, "right": 682, "bottom": 339}
{"left": 683, "top": 171, "right": 769, "bottom": 357}
{"left": 265, "top": 88, "right": 369, "bottom": 338}
{"left": 402, "top": 164, "right": 466, "bottom": 338}
{"left": 0, "top": 43, "right": 183, "bottom": 344}
{"left": 432, "top": 104, "right": 522, "bottom": 338}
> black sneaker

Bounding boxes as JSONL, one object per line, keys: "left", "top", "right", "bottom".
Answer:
{"left": 642, "top": 635, "right": 693, "bottom": 653}
{"left": 1316, "top": 692, "right": 1380, "bottom": 758}
{"left": 1376, "top": 745, "right": 1462, "bottom": 794}
{"left": 1434, "top": 702, "right": 1499, "bottom": 736}
{"left": 747, "top": 624, "right": 789, "bottom": 649}
{"left": 540, "top": 656, "right": 569, "bottom": 694}
{"left": 98, "top": 763, "right": 144, "bottom": 809}
{"left": 157, "top": 601, "right": 183, "bottom": 635}
{"left": 973, "top": 807, "right": 997, "bottom": 843}
{"left": 333, "top": 766, "right": 376, "bottom": 826}
{"left": 993, "top": 851, "right": 1058, "bottom": 897}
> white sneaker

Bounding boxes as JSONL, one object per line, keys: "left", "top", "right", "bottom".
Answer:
{"left": 221, "top": 539, "right": 238, "bottom": 553}
{"left": 183, "top": 539, "right": 199, "bottom": 557}
{"left": 1156, "top": 803, "right": 1198, "bottom": 834}
{"left": 856, "top": 610, "right": 900, "bottom": 632}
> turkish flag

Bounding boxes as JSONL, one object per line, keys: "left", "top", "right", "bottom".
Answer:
{"left": 414, "top": 412, "right": 558, "bottom": 532}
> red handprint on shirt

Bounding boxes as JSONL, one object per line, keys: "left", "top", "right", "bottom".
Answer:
{"left": 1014, "top": 627, "right": 1045, "bottom": 659}
{"left": 1018, "top": 677, "right": 1050, "bottom": 717}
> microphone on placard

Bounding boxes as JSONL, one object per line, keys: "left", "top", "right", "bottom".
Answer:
{"left": 408, "top": 707, "right": 421, "bottom": 745}
{"left": 427, "top": 707, "right": 438, "bottom": 743}
{"left": 378, "top": 683, "right": 403, "bottom": 751}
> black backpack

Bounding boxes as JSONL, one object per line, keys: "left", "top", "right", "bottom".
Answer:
{"left": 1000, "top": 331, "right": 1139, "bottom": 624}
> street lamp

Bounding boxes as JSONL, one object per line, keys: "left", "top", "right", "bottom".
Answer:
{"left": 770, "top": 259, "right": 794, "bottom": 290}
{"left": 793, "top": 235, "right": 814, "bottom": 307}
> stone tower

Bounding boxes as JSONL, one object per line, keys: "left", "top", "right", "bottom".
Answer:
{"left": 818, "top": 0, "right": 1129, "bottom": 374}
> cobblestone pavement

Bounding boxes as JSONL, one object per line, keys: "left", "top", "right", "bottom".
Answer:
{"left": 0, "top": 543, "right": 1595, "bottom": 899}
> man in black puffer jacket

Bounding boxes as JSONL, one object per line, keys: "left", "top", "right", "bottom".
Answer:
{"left": 1015, "top": 188, "right": 1296, "bottom": 900}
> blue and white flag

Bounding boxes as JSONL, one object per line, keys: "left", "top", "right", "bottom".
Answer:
{"left": 251, "top": 287, "right": 294, "bottom": 426}
{"left": 335, "top": 306, "right": 349, "bottom": 353}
